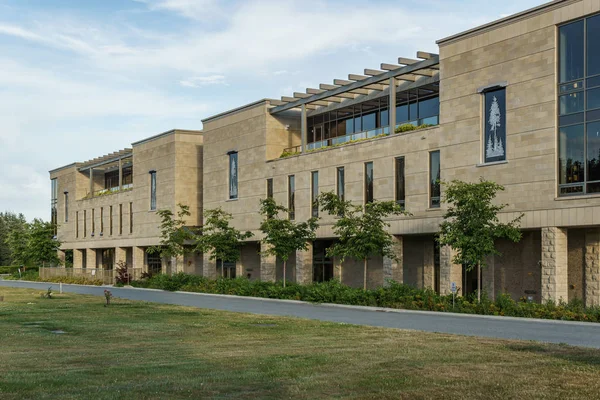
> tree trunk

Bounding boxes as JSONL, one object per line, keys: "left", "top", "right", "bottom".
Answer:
{"left": 363, "top": 258, "right": 368, "bottom": 290}
{"left": 477, "top": 262, "right": 481, "bottom": 303}
{"left": 283, "top": 260, "right": 286, "bottom": 288}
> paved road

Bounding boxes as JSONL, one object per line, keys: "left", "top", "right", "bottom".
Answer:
{"left": 2, "top": 279, "right": 600, "bottom": 349}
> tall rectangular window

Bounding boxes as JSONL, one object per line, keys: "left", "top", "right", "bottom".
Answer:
{"left": 109, "top": 205, "right": 113, "bottom": 236}
{"left": 119, "top": 204, "right": 123, "bottom": 235}
{"left": 337, "top": 167, "right": 345, "bottom": 201}
{"left": 311, "top": 171, "right": 319, "bottom": 217}
{"left": 483, "top": 88, "right": 506, "bottom": 163}
{"left": 64, "top": 192, "right": 68, "bottom": 222}
{"left": 100, "top": 207, "right": 104, "bottom": 235}
{"left": 229, "top": 152, "right": 238, "bottom": 200}
{"left": 129, "top": 202, "right": 133, "bottom": 234}
{"left": 395, "top": 157, "right": 405, "bottom": 208}
{"left": 558, "top": 16, "right": 600, "bottom": 195}
{"left": 149, "top": 171, "right": 157, "bottom": 210}
{"left": 364, "top": 162, "right": 374, "bottom": 204}
{"left": 76, "top": 211, "right": 79, "bottom": 238}
{"left": 91, "top": 208, "right": 95, "bottom": 235}
{"left": 83, "top": 210, "right": 87, "bottom": 238}
{"left": 430, "top": 151, "right": 441, "bottom": 208}
{"left": 50, "top": 178, "right": 57, "bottom": 235}
{"left": 288, "top": 175, "right": 295, "bottom": 220}
{"left": 266, "top": 178, "right": 273, "bottom": 199}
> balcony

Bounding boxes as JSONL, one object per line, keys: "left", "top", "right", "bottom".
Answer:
{"left": 77, "top": 148, "right": 133, "bottom": 200}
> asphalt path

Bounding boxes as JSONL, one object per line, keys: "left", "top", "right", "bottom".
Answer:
{"left": 2, "top": 279, "right": 600, "bottom": 349}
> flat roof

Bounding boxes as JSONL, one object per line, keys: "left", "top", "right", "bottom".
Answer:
{"left": 437, "top": 0, "right": 571, "bottom": 45}
{"left": 201, "top": 99, "right": 270, "bottom": 124}
{"left": 131, "top": 128, "right": 202, "bottom": 146}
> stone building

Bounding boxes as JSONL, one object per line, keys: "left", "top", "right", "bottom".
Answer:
{"left": 50, "top": 0, "right": 600, "bottom": 305}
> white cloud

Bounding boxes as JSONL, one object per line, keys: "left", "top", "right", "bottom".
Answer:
{"left": 179, "top": 75, "right": 227, "bottom": 88}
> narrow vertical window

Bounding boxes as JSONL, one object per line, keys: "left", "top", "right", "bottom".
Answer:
{"left": 119, "top": 204, "right": 123, "bottom": 235}
{"left": 76, "top": 211, "right": 79, "bottom": 238}
{"left": 229, "top": 152, "right": 238, "bottom": 200}
{"left": 109, "top": 205, "right": 113, "bottom": 236}
{"left": 266, "top": 178, "right": 273, "bottom": 199}
{"left": 91, "top": 208, "right": 95, "bottom": 235}
{"left": 100, "top": 207, "right": 104, "bottom": 235}
{"left": 64, "top": 192, "right": 68, "bottom": 222}
{"left": 129, "top": 202, "right": 133, "bottom": 234}
{"left": 364, "top": 162, "right": 374, "bottom": 204}
{"left": 149, "top": 171, "right": 157, "bottom": 210}
{"left": 483, "top": 88, "right": 506, "bottom": 163}
{"left": 50, "top": 178, "right": 57, "bottom": 235}
{"left": 83, "top": 210, "right": 87, "bottom": 238}
{"left": 430, "top": 151, "right": 441, "bottom": 208}
{"left": 288, "top": 175, "right": 295, "bottom": 220}
{"left": 311, "top": 171, "right": 319, "bottom": 217}
{"left": 395, "top": 157, "right": 405, "bottom": 209}
{"left": 336, "top": 167, "right": 345, "bottom": 201}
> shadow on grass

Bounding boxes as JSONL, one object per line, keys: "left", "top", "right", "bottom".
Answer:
{"left": 506, "top": 343, "right": 600, "bottom": 366}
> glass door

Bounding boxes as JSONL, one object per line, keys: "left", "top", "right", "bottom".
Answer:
{"left": 313, "top": 240, "right": 334, "bottom": 282}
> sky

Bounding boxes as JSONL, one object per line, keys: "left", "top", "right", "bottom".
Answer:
{"left": 0, "top": 0, "right": 546, "bottom": 221}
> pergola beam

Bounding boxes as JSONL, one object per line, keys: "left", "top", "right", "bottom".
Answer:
{"left": 348, "top": 74, "right": 369, "bottom": 81}
{"left": 417, "top": 51, "right": 438, "bottom": 60}
{"left": 364, "top": 68, "right": 385, "bottom": 76}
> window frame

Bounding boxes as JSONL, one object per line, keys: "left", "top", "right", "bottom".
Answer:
{"left": 364, "top": 162, "right": 374, "bottom": 204}
{"left": 266, "top": 178, "right": 274, "bottom": 199}
{"left": 288, "top": 175, "right": 295, "bottom": 220}
{"left": 429, "top": 150, "right": 441, "bottom": 208}
{"left": 479, "top": 85, "right": 508, "bottom": 164}
{"left": 149, "top": 170, "right": 157, "bottom": 210}
{"left": 394, "top": 157, "right": 406, "bottom": 209}
{"left": 228, "top": 152, "right": 238, "bottom": 200}
{"left": 311, "top": 171, "right": 319, "bottom": 218}
{"left": 336, "top": 167, "right": 345, "bottom": 202}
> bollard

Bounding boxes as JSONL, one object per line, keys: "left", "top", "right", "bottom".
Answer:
{"left": 60, "top": 282, "right": 63, "bottom": 294}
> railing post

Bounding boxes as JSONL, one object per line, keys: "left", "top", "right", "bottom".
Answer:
{"left": 89, "top": 168, "right": 94, "bottom": 198}
{"left": 389, "top": 77, "right": 396, "bottom": 133}
{"left": 118, "top": 158, "right": 123, "bottom": 191}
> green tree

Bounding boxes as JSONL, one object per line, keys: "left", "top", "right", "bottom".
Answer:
{"left": 26, "top": 219, "right": 61, "bottom": 267}
{"left": 194, "top": 208, "right": 253, "bottom": 277}
{"left": 0, "top": 212, "right": 27, "bottom": 265}
{"left": 438, "top": 178, "right": 523, "bottom": 302}
{"left": 318, "top": 192, "right": 407, "bottom": 290}
{"left": 147, "top": 204, "right": 195, "bottom": 273}
{"left": 259, "top": 198, "right": 318, "bottom": 287}
{"left": 6, "top": 217, "right": 30, "bottom": 266}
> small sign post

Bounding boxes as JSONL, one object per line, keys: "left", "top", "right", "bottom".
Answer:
{"left": 451, "top": 282, "right": 457, "bottom": 309}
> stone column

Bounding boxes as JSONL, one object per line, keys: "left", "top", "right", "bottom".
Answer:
{"left": 57, "top": 250, "right": 66, "bottom": 266}
{"left": 260, "top": 242, "right": 276, "bottom": 282}
{"left": 132, "top": 247, "right": 146, "bottom": 275}
{"left": 300, "top": 104, "right": 307, "bottom": 153}
{"left": 422, "top": 240, "right": 435, "bottom": 289}
{"left": 541, "top": 227, "right": 568, "bottom": 303}
{"left": 86, "top": 249, "right": 97, "bottom": 269}
{"left": 73, "top": 249, "right": 84, "bottom": 269}
{"left": 296, "top": 242, "right": 313, "bottom": 285}
{"left": 203, "top": 251, "right": 217, "bottom": 279}
{"left": 333, "top": 256, "right": 343, "bottom": 282}
{"left": 115, "top": 247, "right": 127, "bottom": 267}
{"left": 440, "top": 245, "right": 462, "bottom": 295}
{"left": 482, "top": 255, "right": 495, "bottom": 300}
{"left": 585, "top": 229, "right": 600, "bottom": 307}
{"left": 383, "top": 235, "right": 403, "bottom": 287}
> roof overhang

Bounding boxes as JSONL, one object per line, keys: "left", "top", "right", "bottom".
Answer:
{"left": 77, "top": 149, "right": 133, "bottom": 172}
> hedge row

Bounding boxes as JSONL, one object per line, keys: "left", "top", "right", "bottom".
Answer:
{"left": 130, "top": 273, "right": 600, "bottom": 323}
{"left": 0, "top": 265, "right": 39, "bottom": 274}
{"left": 3, "top": 270, "right": 104, "bottom": 286}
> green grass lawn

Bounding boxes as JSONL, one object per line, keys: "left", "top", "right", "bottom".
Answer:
{"left": 1, "top": 288, "right": 600, "bottom": 400}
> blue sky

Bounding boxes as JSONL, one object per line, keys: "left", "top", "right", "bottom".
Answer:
{"left": 0, "top": 0, "right": 546, "bottom": 220}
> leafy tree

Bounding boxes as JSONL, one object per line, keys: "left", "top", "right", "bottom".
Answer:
{"left": 5, "top": 218, "right": 60, "bottom": 267}
{"left": 6, "top": 218, "right": 30, "bottom": 266}
{"left": 438, "top": 178, "right": 523, "bottom": 302}
{"left": 194, "top": 208, "right": 253, "bottom": 277}
{"left": 318, "top": 192, "right": 407, "bottom": 290}
{"left": 147, "top": 204, "right": 195, "bottom": 273}
{"left": 259, "top": 198, "right": 318, "bottom": 287}
{"left": 0, "top": 212, "right": 27, "bottom": 265}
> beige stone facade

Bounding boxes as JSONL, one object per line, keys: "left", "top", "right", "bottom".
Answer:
{"left": 50, "top": 1, "right": 600, "bottom": 304}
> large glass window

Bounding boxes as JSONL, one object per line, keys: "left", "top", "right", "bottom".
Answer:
{"left": 365, "top": 162, "right": 374, "bottom": 204}
{"left": 395, "top": 157, "right": 405, "bottom": 208}
{"left": 430, "top": 151, "right": 441, "bottom": 208}
{"left": 288, "top": 175, "right": 295, "bottom": 220}
{"left": 229, "top": 152, "right": 238, "bottom": 200}
{"left": 150, "top": 171, "right": 157, "bottom": 210}
{"left": 311, "top": 171, "right": 319, "bottom": 218}
{"left": 484, "top": 88, "right": 506, "bottom": 163}
{"left": 558, "top": 15, "right": 600, "bottom": 196}
{"left": 337, "top": 167, "right": 345, "bottom": 201}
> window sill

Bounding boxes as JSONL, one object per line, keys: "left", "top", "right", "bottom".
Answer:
{"left": 426, "top": 207, "right": 442, "bottom": 212}
{"left": 555, "top": 193, "right": 600, "bottom": 201}
{"left": 226, "top": 198, "right": 239, "bottom": 202}
{"left": 476, "top": 160, "right": 508, "bottom": 168}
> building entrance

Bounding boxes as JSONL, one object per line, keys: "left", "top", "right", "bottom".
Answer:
{"left": 313, "top": 240, "right": 334, "bottom": 282}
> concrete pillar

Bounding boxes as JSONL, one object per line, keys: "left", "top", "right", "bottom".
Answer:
{"left": 118, "top": 158, "right": 123, "bottom": 191}
{"left": 440, "top": 245, "right": 462, "bottom": 295}
{"left": 260, "top": 242, "right": 276, "bottom": 282}
{"left": 541, "top": 227, "right": 568, "bottom": 303}
{"left": 57, "top": 250, "right": 66, "bottom": 266}
{"left": 388, "top": 76, "right": 396, "bottom": 132}
{"left": 132, "top": 247, "right": 146, "bottom": 273}
{"left": 300, "top": 104, "right": 307, "bottom": 153}
{"left": 171, "top": 256, "right": 184, "bottom": 274}
{"left": 203, "top": 251, "right": 217, "bottom": 279}
{"left": 383, "top": 235, "right": 403, "bottom": 286}
{"left": 423, "top": 240, "right": 435, "bottom": 289}
{"left": 334, "top": 256, "right": 343, "bottom": 282}
{"left": 585, "top": 229, "right": 600, "bottom": 307}
{"left": 86, "top": 249, "right": 97, "bottom": 269}
{"left": 89, "top": 168, "right": 94, "bottom": 198}
{"left": 482, "top": 255, "right": 495, "bottom": 300}
{"left": 296, "top": 242, "right": 313, "bottom": 285}
{"left": 73, "top": 249, "right": 84, "bottom": 269}
{"left": 115, "top": 247, "right": 127, "bottom": 268}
